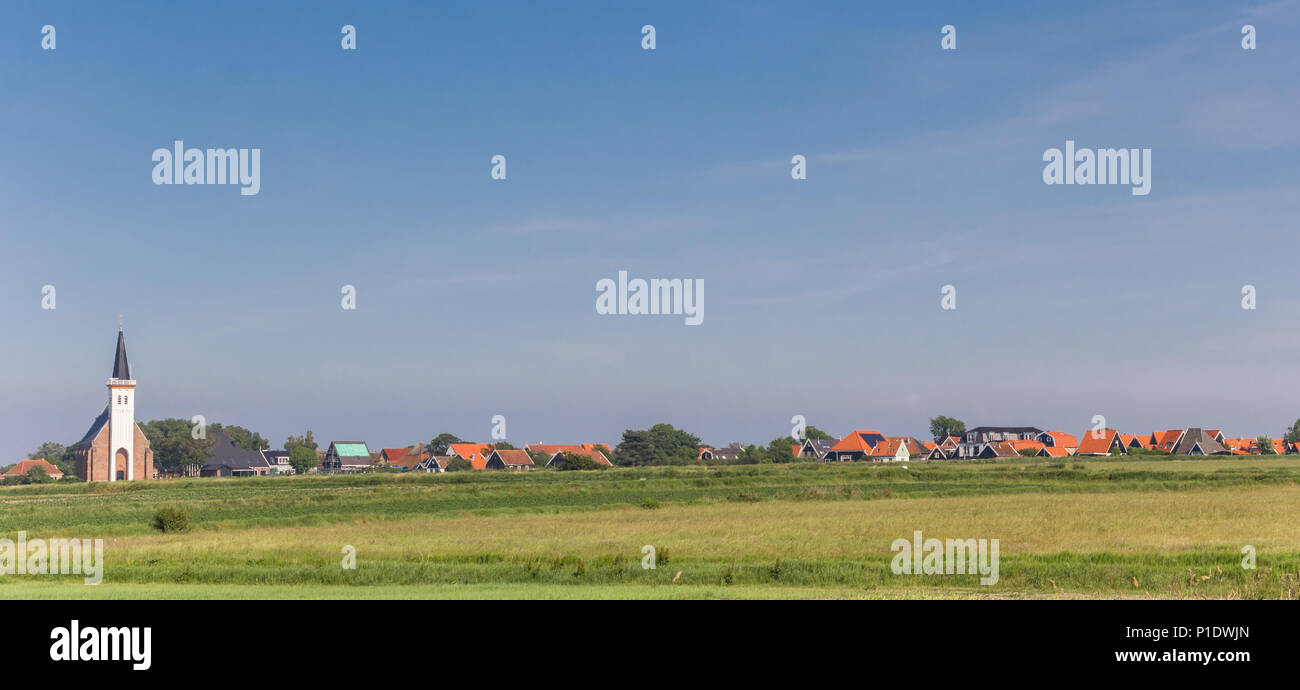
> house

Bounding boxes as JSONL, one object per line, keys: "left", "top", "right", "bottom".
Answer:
{"left": 1169, "top": 428, "right": 1228, "bottom": 455}
{"left": 1035, "top": 446, "right": 1072, "bottom": 458}
{"left": 447, "top": 443, "right": 494, "bottom": 469}
{"left": 1118, "top": 434, "right": 1146, "bottom": 451}
{"left": 1153, "top": 430, "right": 1185, "bottom": 453}
{"left": 261, "top": 449, "right": 293, "bottom": 474}
{"left": 201, "top": 430, "right": 273, "bottom": 477}
{"left": 1223, "top": 437, "right": 1254, "bottom": 453}
{"left": 823, "top": 430, "right": 887, "bottom": 462}
{"left": 380, "top": 448, "right": 412, "bottom": 465}
{"left": 871, "top": 437, "right": 925, "bottom": 462}
{"left": 485, "top": 449, "right": 534, "bottom": 470}
{"left": 1008, "top": 439, "right": 1046, "bottom": 454}
{"left": 956, "top": 426, "right": 1042, "bottom": 459}
{"left": 925, "top": 435, "right": 960, "bottom": 459}
{"left": 1205, "top": 429, "right": 1227, "bottom": 445}
{"left": 926, "top": 445, "right": 952, "bottom": 460}
{"left": 3, "top": 459, "right": 64, "bottom": 480}
{"left": 699, "top": 446, "right": 742, "bottom": 462}
{"left": 1037, "top": 431, "right": 1079, "bottom": 450}
{"left": 413, "top": 455, "right": 454, "bottom": 472}
{"left": 546, "top": 449, "right": 613, "bottom": 468}
{"left": 1076, "top": 429, "right": 1125, "bottom": 456}
{"left": 797, "top": 438, "right": 836, "bottom": 460}
{"left": 973, "top": 441, "right": 1020, "bottom": 459}
{"left": 322, "top": 441, "right": 374, "bottom": 473}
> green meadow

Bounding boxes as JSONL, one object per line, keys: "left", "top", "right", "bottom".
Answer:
{"left": 2, "top": 457, "right": 1298, "bottom": 599}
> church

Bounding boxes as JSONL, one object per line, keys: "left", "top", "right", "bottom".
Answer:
{"left": 72, "top": 328, "right": 155, "bottom": 481}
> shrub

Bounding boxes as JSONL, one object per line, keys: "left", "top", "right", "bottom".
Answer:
{"left": 560, "top": 452, "right": 604, "bottom": 471}
{"left": 152, "top": 505, "right": 192, "bottom": 533}
{"left": 640, "top": 498, "right": 661, "bottom": 509}
{"left": 444, "top": 457, "right": 472, "bottom": 472}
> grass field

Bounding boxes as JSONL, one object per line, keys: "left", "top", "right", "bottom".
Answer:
{"left": 2, "top": 457, "right": 1298, "bottom": 599}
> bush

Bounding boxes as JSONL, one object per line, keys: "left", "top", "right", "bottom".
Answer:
{"left": 559, "top": 452, "right": 605, "bottom": 471}
{"left": 444, "top": 457, "right": 473, "bottom": 472}
{"left": 640, "top": 498, "right": 661, "bottom": 509}
{"left": 152, "top": 505, "right": 192, "bottom": 533}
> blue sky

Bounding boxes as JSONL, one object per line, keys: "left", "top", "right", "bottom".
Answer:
{"left": 3, "top": 1, "right": 1299, "bottom": 459}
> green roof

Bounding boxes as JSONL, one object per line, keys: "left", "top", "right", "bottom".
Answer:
{"left": 333, "top": 443, "right": 370, "bottom": 457}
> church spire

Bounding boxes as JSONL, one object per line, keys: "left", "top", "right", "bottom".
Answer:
{"left": 112, "top": 327, "right": 131, "bottom": 380}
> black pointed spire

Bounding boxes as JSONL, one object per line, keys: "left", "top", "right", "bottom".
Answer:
{"left": 112, "top": 328, "right": 131, "bottom": 379}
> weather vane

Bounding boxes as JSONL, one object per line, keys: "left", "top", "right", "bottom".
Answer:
{"left": 119, "top": 313, "right": 124, "bottom": 330}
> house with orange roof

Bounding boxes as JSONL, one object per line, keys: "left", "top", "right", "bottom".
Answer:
{"left": 380, "top": 448, "right": 415, "bottom": 465}
{"left": 546, "top": 448, "right": 613, "bottom": 468}
{"left": 973, "top": 441, "right": 1020, "bottom": 459}
{"left": 447, "top": 443, "right": 494, "bottom": 469}
{"left": 1153, "top": 430, "right": 1185, "bottom": 453}
{"left": 1118, "top": 434, "right": 1148, "bottom": 451}
{"left": 1035, "top": 446, "right": 1072, "bottom": 458}
{"left": 871, "top": 437, "right": 925, "bottom": 462}
{"left": 823, "top": 430, "right": 887, "bottom": 462}
{"left": 1205, "top": 430, "right": 1227, "bottom": 444}
{"left": 1036, "top": 431, "right": 1078, "bottom": 450}
{"left": 1008, "top": 439, "right": 1046, "bottom": 454}
{"left": 3, "top": 459, "right": 64, "bottom": 480}
{"left": 1076, "top": 429, "right": 1125, "bottom": 456}
{"left": 485, "top": 449, "right": 535, "bottom": 470}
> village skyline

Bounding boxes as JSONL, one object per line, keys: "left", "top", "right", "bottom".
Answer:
{"left": 6, "top": 1, "right": 1300, "bottom": 463}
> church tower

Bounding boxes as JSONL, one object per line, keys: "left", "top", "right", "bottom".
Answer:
{"left": 107, "top": 327, "right": 136, "bottom": 481}
{"left": 73, "top": 325, "right": 154, "bottom": 481}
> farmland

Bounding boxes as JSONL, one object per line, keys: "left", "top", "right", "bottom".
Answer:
{"left": 2, "top": 457, "right": 1298, "bottom": 599}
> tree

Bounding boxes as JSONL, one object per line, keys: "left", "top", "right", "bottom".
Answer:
{"left": 139, "top": 418, "right": 215, "bottom": 476}
{"left": 766, "top": 438, "right": 798, "bottom": 463}
{"left": 429, "top": 433, "right": 463, "bottom": 455}
{"left": 285, "top": 431, "right": 318, "bottom": 453}
{"left": 288, "top": 445, "right": 319, "bottom": 474}
{"left": 444, "top": 456, "right": 472, "bottom": 472}
{"left": 526, "top": 449, "right": 551, "bottom": 468}
{"left": 560, "top": 452, "right": 604, "bottom": 471}
{"left": 929, "top": 416, "right": 967, "bottom": 442}
{"left": 1283, "top": 419, "right": 1300, "bottom": 445}
{"left": 25, "top": 466, "right": 52, "bottom": 484}
{"left": 613, "top": 424, "right": 702, "bottom": 466}
{"left": 494, "top": 441, "right": 517, "bottom": 450}
{"left": 29, "top": 441, "right": 75, "bottom": 477}
{"left": 1257, "top": 435, "right": 1276, "bottom": 454}
{"left": 802, "top": 426, "right": 835, "bottom": 441}
{"left": 209, "top": 423, "right": 269, "bottom": 451}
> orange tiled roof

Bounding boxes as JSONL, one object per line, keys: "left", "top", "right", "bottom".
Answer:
{"left": 1077, "top": 429, "right": 1120, "bottom": 455}
{"left": 1041, "top": 431, "right": 1079, "bottom": 448}
{"left": 380, "top": 448, "right": 412, "bottom": 463}
{"left": 492, "top": 449, "right": 535, "bottom": 467}
{"left": 1037, "top": 446, "right": 1070, "bottom": 458}
{"left": 990, "top": 441, "right": 1020, "bottom": 457}
{"left": 830, "top": 430, "right": 883, "bottom": 453}
{"left": 556, "top": 449, "right": 613, "bottom": 467}
{"left": 1008, "top": 440, "right": 1045, "bottom": 452}
{"left": 3, "top": 459, "right": 63, "bottom": 477}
